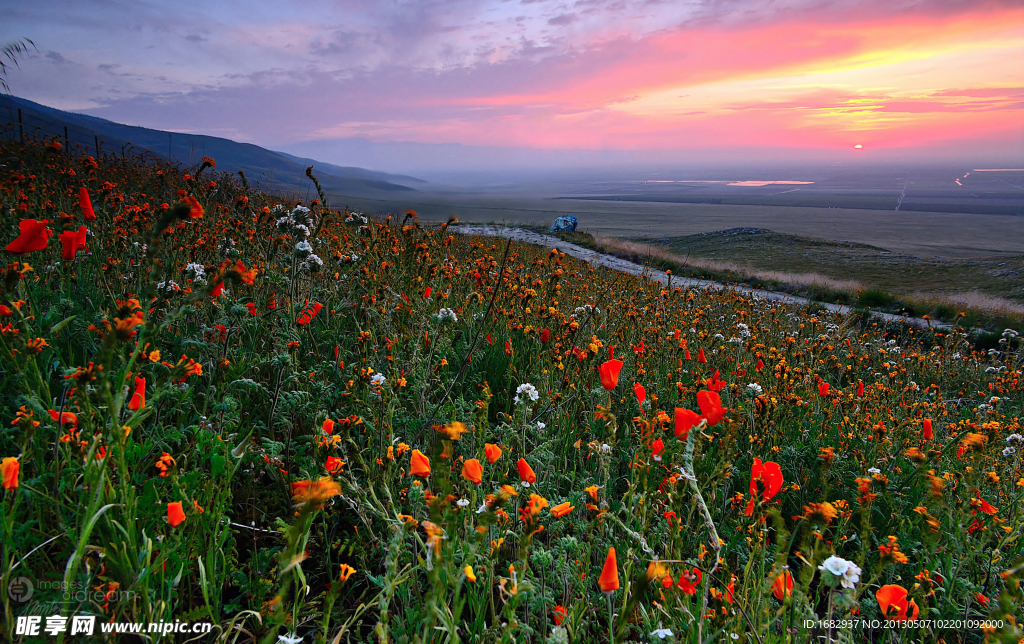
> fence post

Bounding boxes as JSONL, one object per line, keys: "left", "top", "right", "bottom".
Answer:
{"left": 18, "top": 108, "right": 23, "bottom": 144}
{"left": 64, "top": 126, "right": 70, "bottom": 158}
{"left": 95, "top": 135, "right": 100, "bottom": 159}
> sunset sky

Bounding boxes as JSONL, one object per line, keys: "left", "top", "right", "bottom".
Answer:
{"left": 3, "top": 0, "right": 1023, "bottom": 169}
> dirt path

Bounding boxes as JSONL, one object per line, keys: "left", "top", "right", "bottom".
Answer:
{"left": 452, "top": 224, "right": 950, "bottom": 331}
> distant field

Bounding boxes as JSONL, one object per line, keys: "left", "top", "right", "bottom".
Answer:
{"left": 334, "top": 190, "right": 1024, "bottom": 258}
{"left": 643, "top": 228, "right": 1024, "bottom": 303}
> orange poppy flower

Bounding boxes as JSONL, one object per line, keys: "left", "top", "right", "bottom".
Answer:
{"left": 462, "top": 458, "right": 483, "bottom": 485}
{"left": 325, "top": 456, "right": 344, "bottom": 474}
{"left": 182, "top": 195, "right": 204, "bottom": 219}
{"left": 322, "top": 418, "right": 335, "bottom": 434}
{"left": 59, "top": 226, "right": 88, "bottom": 261}
{"left": 517, "top": 458, "right": 537, "bottom": 484}
{"left": 857, "top": 381, "right": 864, "bottom": 397}
{"left": 598, "top": 547, "right": 619, "bottom": 593}
{"left": 674, "top": 407, "right": 700, "bottom": 439}
{"left": 598, "top": 359, "right": 623, "bottom": 391}
{"left": 876, "top": 584, "right": 919, "bottom": 621}
{"left": 651, "top": 438, "right": 664, "bottom": 459}
{"left": 1, "top": 456, "right": 19, "bottom": 490}
{"left": 922, "top": 419, "right": 933, "bottom": 441}
{"left": 80, "top": 187, "right": 96, "bottom": 221}
{"left": 410, "top": 450, "right": 431, "bottom": 477}
{"left": 424, "top": 287, "right": 432, "bottom": 299}
{"left": 696, "top": 390, "right": 725, "bottom": 427}
{"left": 755, "top": 359, "right": 764, "bottom": 371}
{"left": 551, "top": 501, "right": 574, "bottom": 518}
{"left": 633, "top": 383, "right": 646, "bottom": 404}
{"left": 48, "top": 410, "right": 78, "bottom": 426}
{"left": 772, "top": 569, "right": 793, "bottom": 600}
{"left": 167, "top": 501, "right": 186, "bottom": 527}
{"left": 484, "top": 443, "right": 502, "bottom": 464}
{"left": 127, "top": 376, "right": 145, "bottom": 411}
{"left": 697, "top": 348, "right": 707, "bottom": 363}
{"left": 818, "top": 381, "right": 830, "bottom": 397}
{"left": 5, "top": 219, "right": 51, "bottom": 255}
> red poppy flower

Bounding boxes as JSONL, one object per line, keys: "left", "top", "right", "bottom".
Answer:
{"left": 128, "top": 376, "right": 145, "bottom": 411}
{"left": 80, "top": 187, "right": 96, "bottom": 221}
{"left": 634, "top": 383, "right": 646, "bottom": 404}
{"left": 675, "top": 408, "right": 700, "bottom": 439}
{"left": 424, "top": 286, "right": 432, "bottom": 299}
{"left": 322, "top": 418, "right": 335, "bottom": 434}
{"left": 818, "top": 381, "right": 830, "bottom": 397}
{"left": 245, "top": 302, "right": 257, "bottom": 316}
{"left": 48, "top": 410, "right": 78, "bottom": 426}
{"left": 772, "top": 569, "right": 793, "bottom": 600}
{"left": 59, "top": 225, "right": 87, "bottom": 261}
{"left": 922, "top": 419, "right": 933, "bottom": 441}
{"left": 696, "top": 390, "right": 725, "bottom": 427}
{"left": 598, "top": 359, "right": 623, "bottom": 391}
{"left": 705, "top": 370, "right": 725, "bottom": 392}
{"left": 167, "top": 501, "right": 186, "bottom": 527}
{"left": 297, "top": 302, "right": 323, "bottom": 325}
{"left": 676, "top": 567, "right": 701, "bottom": 595}
{"left": 598, "top": 547, "right": 619, "bottom": 593}
{"left": 745, "top": 457, "right": 783, "bottom": 515}
{"left": 553, "top": 605, "right": 568, "bottom": 625}
{"left": 755, "top": 359, "right": 764, "bottom": 371}
{"left": 697, "top": 348, "right": 707, "bottom": 363}
{"left": 749, "top": 458, "right": 783, "bottom": 499}
{"left": 540, "top": 328, "right": 550, "bottom": 343}
{"left": 517, "top": 458, "right": 537, "bottom": 484}
{"left": 857, "top": 381, "right": 864, "bottom": 397}
{"left": 6, "top": 219, "right": 51, "bottom": 255}
{"left": 651, "top": 438, "right": 665, "bottom": 459}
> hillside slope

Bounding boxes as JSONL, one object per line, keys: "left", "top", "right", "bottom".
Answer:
{"left": 0, "top": 95, "right": 422, "bottom": 196}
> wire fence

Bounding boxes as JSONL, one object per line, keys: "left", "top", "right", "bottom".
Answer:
{"left": 0, "top": 96, "right": 172, "bottom": 167}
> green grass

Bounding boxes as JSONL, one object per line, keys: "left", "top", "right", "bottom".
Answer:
{"left": 1, "top": 135, "right": 1023, "bottom": 644}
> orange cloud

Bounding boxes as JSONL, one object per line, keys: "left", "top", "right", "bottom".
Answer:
{"left": 408, "top": 5, "right": 1023, "bottom": 154}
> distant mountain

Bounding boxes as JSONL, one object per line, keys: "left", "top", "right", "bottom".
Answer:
{"left": 0, "top": 95, "right": 423, "bottom": 196}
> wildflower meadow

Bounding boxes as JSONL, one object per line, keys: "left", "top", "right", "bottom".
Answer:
{"left": 1, "top": 136, "right": 1022, "bottom": 643}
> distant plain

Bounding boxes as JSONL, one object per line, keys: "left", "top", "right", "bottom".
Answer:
{"left": 327, "top": 166, "right": 1024, "bottom": 308}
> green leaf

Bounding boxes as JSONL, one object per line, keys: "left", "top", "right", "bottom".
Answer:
{"left": 50, "top": 315, "right": 77, "bottom": 336}
{"left": 211, "top": 454, "right": 226, "bottom": 476}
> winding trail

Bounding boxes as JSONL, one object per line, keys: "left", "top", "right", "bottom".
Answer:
{"left": 451, "top": 224, "right": 950, "bottom": 331}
